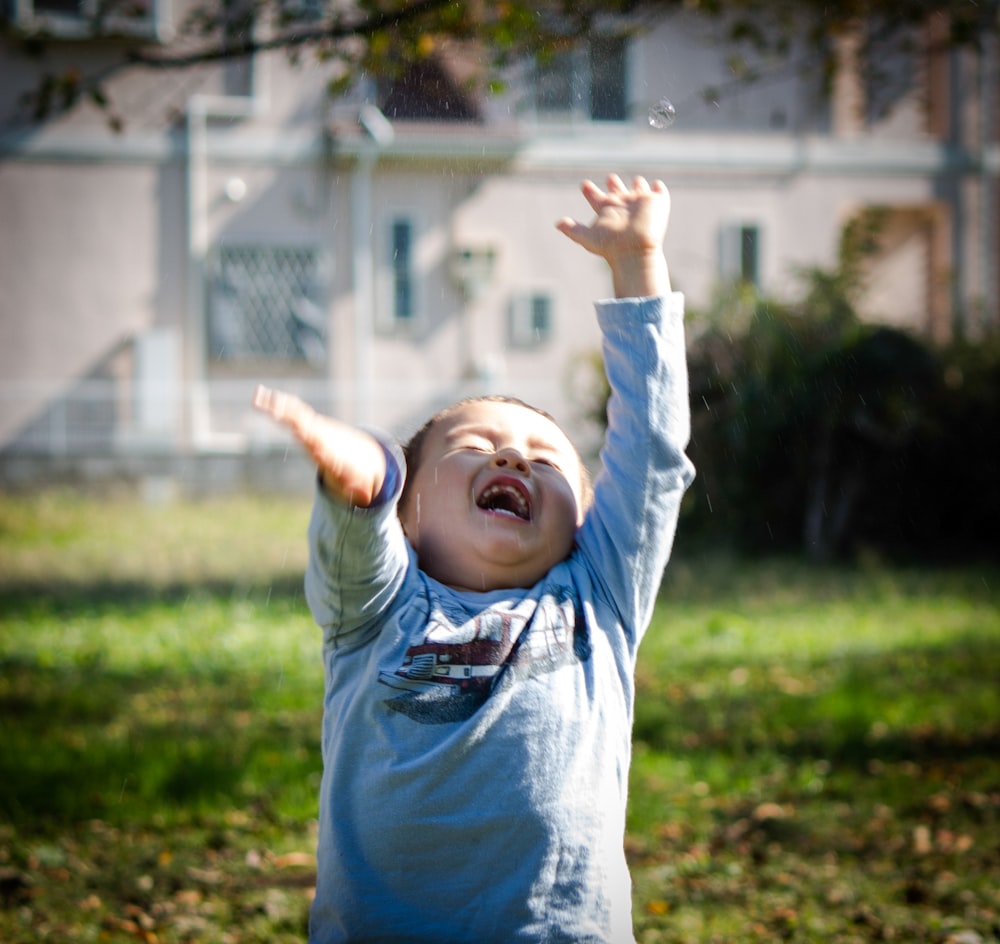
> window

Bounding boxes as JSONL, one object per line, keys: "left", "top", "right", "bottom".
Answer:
{"left": 533, "top": 34, "right": 628, "bottom": 122}
{"left": 8, "top": 0, "right": 172, "bottom": 40}
{"left": 509, "top": 294, "right": 553, "bottom": 348}
{"left": 589, "top": 36, "right": 628, "bottom": 121}
{"left": 214, "top": 0, "right": 256, "bottom": 96}
{"left": 276, "top": 0, "right": 324, "bottom": 25}
{"left": 207, "top": 246, "right": 328, "bottom": 366}
{"left": 391, "top": 218, "right": 415, "bottom": 324}
{"left": 719, "top": 223, "right": 761, "bottom": 286}
{"left": 534, "top": 49, "right": 577, "bottom": 116}
{"left": 378, "top": 215, "right": 426, "bottom": 333}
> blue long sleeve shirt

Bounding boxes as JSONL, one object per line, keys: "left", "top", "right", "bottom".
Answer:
{"left": 304, "top": 294, "right": 694, "bottom": 943}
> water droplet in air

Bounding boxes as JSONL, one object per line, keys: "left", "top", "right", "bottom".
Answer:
{"left": 648, "top": 99, "right": 677, "bottom": 129}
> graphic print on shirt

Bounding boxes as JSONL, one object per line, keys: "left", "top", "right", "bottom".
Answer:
{"left": 378, "top": 584, "right": 590, "bottom": 724}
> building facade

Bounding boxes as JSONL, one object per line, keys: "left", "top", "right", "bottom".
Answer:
{"left": 1, "top": 4, "right": 996, "bottom": 490}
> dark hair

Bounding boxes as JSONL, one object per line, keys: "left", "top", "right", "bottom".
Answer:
{"left": 399, "top": 395, "right": 594, "bottom": 514}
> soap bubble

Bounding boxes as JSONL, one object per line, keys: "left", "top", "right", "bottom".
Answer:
{"left": 648, "top": 98, "right": 677, "bottom": 129}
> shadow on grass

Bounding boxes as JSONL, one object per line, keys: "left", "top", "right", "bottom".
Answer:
{"left": 0, "top": 574, "right": 307, "bottom": 615}
{"left": 1, "top": 656, "right": 322, "bottom": 830}
{"left": 1, "top": 575, "right": 320, "bottom": 832}
{"left": 627, "top": 633, "right": 1000, "bottom": 938}
{"left": 634, "top": 634, "right": 1000, "bottom": 774}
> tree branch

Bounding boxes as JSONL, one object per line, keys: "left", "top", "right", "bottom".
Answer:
{"left": 128, "top": 0, "right": 455, "bottom": 69}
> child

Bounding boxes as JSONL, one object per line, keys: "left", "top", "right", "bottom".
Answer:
{"left": 253, "top": 174, "right": 695, "bottom": 943}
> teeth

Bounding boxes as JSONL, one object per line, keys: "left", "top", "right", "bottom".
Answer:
{"left": 478, "top": 483, "right": 530, "bottom": 520}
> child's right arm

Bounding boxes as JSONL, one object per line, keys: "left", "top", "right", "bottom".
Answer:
{"left": 255, "top": 385, "right": 408, "bottom": 649}
{"left": 253, "top": 385, "right": 387, "bottom": 507}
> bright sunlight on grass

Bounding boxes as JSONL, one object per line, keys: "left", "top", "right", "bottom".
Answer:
{"left": 1, "top": 491, "right": 998, "bottom": 942}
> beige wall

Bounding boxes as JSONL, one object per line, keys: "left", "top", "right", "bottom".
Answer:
{"left": 0, "top": 161, "right": 161, "bottom": 443}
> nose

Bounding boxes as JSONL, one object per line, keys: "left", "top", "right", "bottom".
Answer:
{"left": 490, "top": 448, "right": 530, "bottom": 475}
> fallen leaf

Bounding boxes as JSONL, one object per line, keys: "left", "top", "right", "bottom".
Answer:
{"left": 945, "top": 932, "right": 983, "bottom": 944}
{"left": 753, "top": 802, "right": 789, "bottom": 821}
{"left": 913, "top": 825, "right": 932, "bottom": 855}
{"left": 272, "top": 851, "right": 314, "bottom": 869}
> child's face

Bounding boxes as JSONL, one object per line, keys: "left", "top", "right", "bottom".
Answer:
{"left": 399, "top": 399, "right": 585, "bottom": 592}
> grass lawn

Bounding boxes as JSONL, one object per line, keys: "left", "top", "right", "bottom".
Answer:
{"left": 1, "top": 490, "right": 998, "bottom": 943}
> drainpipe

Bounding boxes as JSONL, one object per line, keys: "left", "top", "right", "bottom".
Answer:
{"left": 184, "top": 68, "right": 269, "bottom": 449}
{"left": 350, "top": 104, "right": 394, "bottom": 427}
{"left": 948, "top": 46, "right": 966, "bottom": 337}
{"left": 979, "top": 26, "right": 998, "bottom": 331}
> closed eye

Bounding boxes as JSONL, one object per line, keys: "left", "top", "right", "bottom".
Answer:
{"left": 445, "top": 434, "right": 494, "bottom": 454}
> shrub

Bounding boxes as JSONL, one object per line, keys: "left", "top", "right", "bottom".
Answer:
{"left": 571, "top": 236, "right": 1000, "bottom": 562}
{"left": 682, "top": 274, "right": 999, "bottom": 561}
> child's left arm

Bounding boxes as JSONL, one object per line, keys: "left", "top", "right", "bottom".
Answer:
{"left": 558, "top": 176, "right": 694, "bottom": 642}
{"left": 556, "top": 173, "right": 671, "bottom": 298}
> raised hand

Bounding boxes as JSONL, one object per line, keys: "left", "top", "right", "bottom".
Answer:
{"left": 556, "top": 174, "right": 671, "bottom": 299}
{"left": 253, "top": 385, "right": 386, "bottom": 507}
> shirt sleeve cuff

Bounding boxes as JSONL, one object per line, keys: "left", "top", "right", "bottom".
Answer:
{"left": 370, "top": 441, "right": 403, "bottom": 507}
{"left": 594, "top": 292, "right": 684, "bottom": 324}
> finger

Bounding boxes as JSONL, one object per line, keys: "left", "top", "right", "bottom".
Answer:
{"left": 606, "top": 173, "right": 626, "bottom": 193}
{"left": 264, "top": 388, "right": 297, "bottom": 422}
{"left": 579, "top": 179, "right": 606, "bottom": 214}
{"left": 254, "top": 385, "right": 302, "bottom": 423}
{"left": 633, "top": 175, "right": 651, "bottom": 193}
{"left": 555, "top": 217, "right": 592, "bottom": 248}
{"left": 253, "top": 384, "right": 274, "bottom": 413}
{"left": 255, "top": 387, "right": 315, "bottom": 438}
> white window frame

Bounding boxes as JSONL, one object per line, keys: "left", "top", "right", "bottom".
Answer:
{"left": 376, "top": 212, "right": 423, "bottom": 334}
{"left": 530, "top": 33, "right": 630, "bottom": 124}
{"left": 719, "top": 222, "right": 763, "bottom": 287}
{"left": 9, "top": 0, "right": 174, "bottom": 40}
{"left": 508, "top": 292, "right": 554, "bottom": 348}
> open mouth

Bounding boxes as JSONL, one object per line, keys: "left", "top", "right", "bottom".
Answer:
{"left": 476, "top": 480, "right": 531, "bottom": 521}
